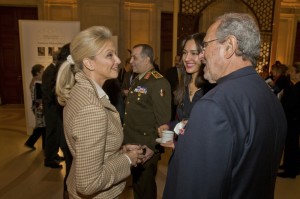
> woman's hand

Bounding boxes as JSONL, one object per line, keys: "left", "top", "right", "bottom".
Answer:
{"left": 157, "top": 124, "right": 169, "bottom": 137}
{"left": 122, "top": 144, "right": 141, "bottom": 153}
{"left": 124, "top": 144, "right": 144, "bottom": 167}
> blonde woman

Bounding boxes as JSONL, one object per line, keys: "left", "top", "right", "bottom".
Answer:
{"left": 56, "top": 26, "right": 143, "bottom": 199}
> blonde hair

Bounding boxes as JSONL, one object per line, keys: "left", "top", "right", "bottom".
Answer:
{"left": 56, "top": 26, "right": 112, "bottom": 106}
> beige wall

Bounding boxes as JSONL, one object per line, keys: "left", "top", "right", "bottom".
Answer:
{"left": 0, "top": 0, "right": 38, "bottom": 6}
{"left": 0, "top": 0, "right": 166, "bottom": 63}
{"left": 276, "top": 14, "right": 298, "bottom": 65}
{"left": 0, "top": 0, "right": 299, "bottom": 67}
{"left": 122, "top": 2, "right": 161, "bottom": 62}
{"left": 161, "top": 0, "right": 173, "bottom": 12}
{"left": 41, "top": 0, "right": 77, "bottom": 21}
{"left": 276, "top": 0, "right": 300, "bottom": 67}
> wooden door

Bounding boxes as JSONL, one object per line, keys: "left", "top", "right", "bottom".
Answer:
{"left": 294, "top": 22, "right": 300, "bottom": 63}
{"left": 0, "top": 6, "right": 37, "bottom": 104}
{"left": 160, "top": 13, "right": 173, "bottom": 76}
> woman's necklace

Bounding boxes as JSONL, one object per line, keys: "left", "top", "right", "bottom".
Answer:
{"left": 189, "top": 89, "right": 195, "bottom": 96}
{"left": 188, "top": 83, "right": 199, "bottom": 97}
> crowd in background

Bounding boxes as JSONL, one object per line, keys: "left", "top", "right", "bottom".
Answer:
{"left": 261, "top": 61, "right": 300, "bottom": 179}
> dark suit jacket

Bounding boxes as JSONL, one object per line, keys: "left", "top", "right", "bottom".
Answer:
{"left": 42, "top": 62, "right": 66, "bottom": 148}
{"left": 42, "top": 63, "right": 57, "bottom": 110}
{"left": 163, "top": 66, "right": 287, "bottom": 199}
{"left": 280, "top": 80, "right": 300, "bottom": 174}
{"left": 282, "top": 81, "right": 300, "bottom": 122}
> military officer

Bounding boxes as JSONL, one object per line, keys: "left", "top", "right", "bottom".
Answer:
{"left": 123, "top": 44, "right": 171, "bottom": 199}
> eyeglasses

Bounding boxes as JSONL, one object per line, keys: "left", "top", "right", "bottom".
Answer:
{"left": 202, "top": 39, "right": 218, "bottom": 50}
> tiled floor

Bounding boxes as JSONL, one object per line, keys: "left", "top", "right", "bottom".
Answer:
{"left": 0, "top": 104, "right": 299, "bottom": 199}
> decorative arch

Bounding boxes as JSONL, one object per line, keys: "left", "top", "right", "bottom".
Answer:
{"left": 178, "top": 0, "right": 276, "bottom": 68}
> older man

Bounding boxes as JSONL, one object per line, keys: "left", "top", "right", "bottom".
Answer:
{"left": 163, "top": 13, "right": 287, "bottom": 199}
{"left": 123, "top": 44, "right": 171, "bottom": 199}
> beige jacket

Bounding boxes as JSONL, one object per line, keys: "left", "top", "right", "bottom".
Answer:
{"left": 63, "top": 72, "right": 131, "bottom": 199}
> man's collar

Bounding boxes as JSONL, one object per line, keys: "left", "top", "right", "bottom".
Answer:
{"left": 138, "top": 68, "right": 154, "bottom": 80}
{"left": 217, "top": 66, "right": 255, "bottom": 84}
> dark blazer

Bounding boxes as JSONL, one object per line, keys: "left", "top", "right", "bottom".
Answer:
{"left": 42, "top": 63, "right": 62, "bottom": 160}
{"left": 280, "top": 81, "right": 300, "bottom": 175}
{"left": 163, "top": 66, "right": 287, "bottom": 199}
{"left": 42, "top": 63, "right": 57, "bottom": 110}
{"left": 282, "top": 81, "right": 300, "bottom": 121}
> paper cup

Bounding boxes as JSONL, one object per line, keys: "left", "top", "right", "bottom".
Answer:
{"left": 162, "top": 130, "right": 174, "bottom": 143}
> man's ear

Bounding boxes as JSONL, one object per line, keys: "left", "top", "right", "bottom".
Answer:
{"left": 83, "top": 58, "right": 94, "bottom": 71}
{"left": 224, "top": 35, "right": 237, "bottom": 59}
{"left": 146, "top": 56, "right": 151, "bottom": 64}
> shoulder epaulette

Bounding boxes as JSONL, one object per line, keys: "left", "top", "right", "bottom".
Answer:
{"left": 144, "top": 72, "right": 152, "bottom": 79}
{"left": 151, "top": 71, "right": 163, "bottom": 79}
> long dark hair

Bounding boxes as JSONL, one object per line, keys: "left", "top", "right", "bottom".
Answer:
{"left": 175, "top": 32, "right": 207, "bottom": 105}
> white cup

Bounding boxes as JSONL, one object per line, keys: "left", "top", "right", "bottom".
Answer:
{"left": 265, "top": 78, "right": 273, "bottom": 84}
{"left": 161, "top": 130, "right": 174, "bottom": 143}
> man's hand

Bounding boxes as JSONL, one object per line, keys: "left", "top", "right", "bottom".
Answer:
{"left": 141, "top": 145, "right": 154, "bottom": 164}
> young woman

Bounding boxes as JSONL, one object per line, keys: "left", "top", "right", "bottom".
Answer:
{"left": 55, "top": 26, "right": 143, "bottom": 199}
{"left": 158, "top": 33, "right": 214, "bottom": 149}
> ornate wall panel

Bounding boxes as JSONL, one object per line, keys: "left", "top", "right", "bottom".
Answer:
{"left": 179, "top": 0, "right": 276, "bottom": 69}
{"left": 79, "top": 0, "right": 120, "bottom": 32}
{"left": 43, "top": 0, "right": 78, "bottom": 21}
{"left": 242, "top": 0, "right": 274, "bottom": 32}
{"left": 276, "top": 14, "right": 297, "bottom": 65}
{"left": 177, "top": 0, "right": 214, "bottom": 52}
{"left": 123, "top": 2, "right": 161, "bottom": 64}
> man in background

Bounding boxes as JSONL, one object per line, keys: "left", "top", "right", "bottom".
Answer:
{"left": 165, "top": 55, "right": 181, "bottom": 120}
{"left": 42, "top": 51, "right": 64, "bottom": 169}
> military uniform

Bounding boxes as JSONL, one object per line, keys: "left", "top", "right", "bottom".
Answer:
{"left": 123, "top": 69, "right": 171, "bottom": 199}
